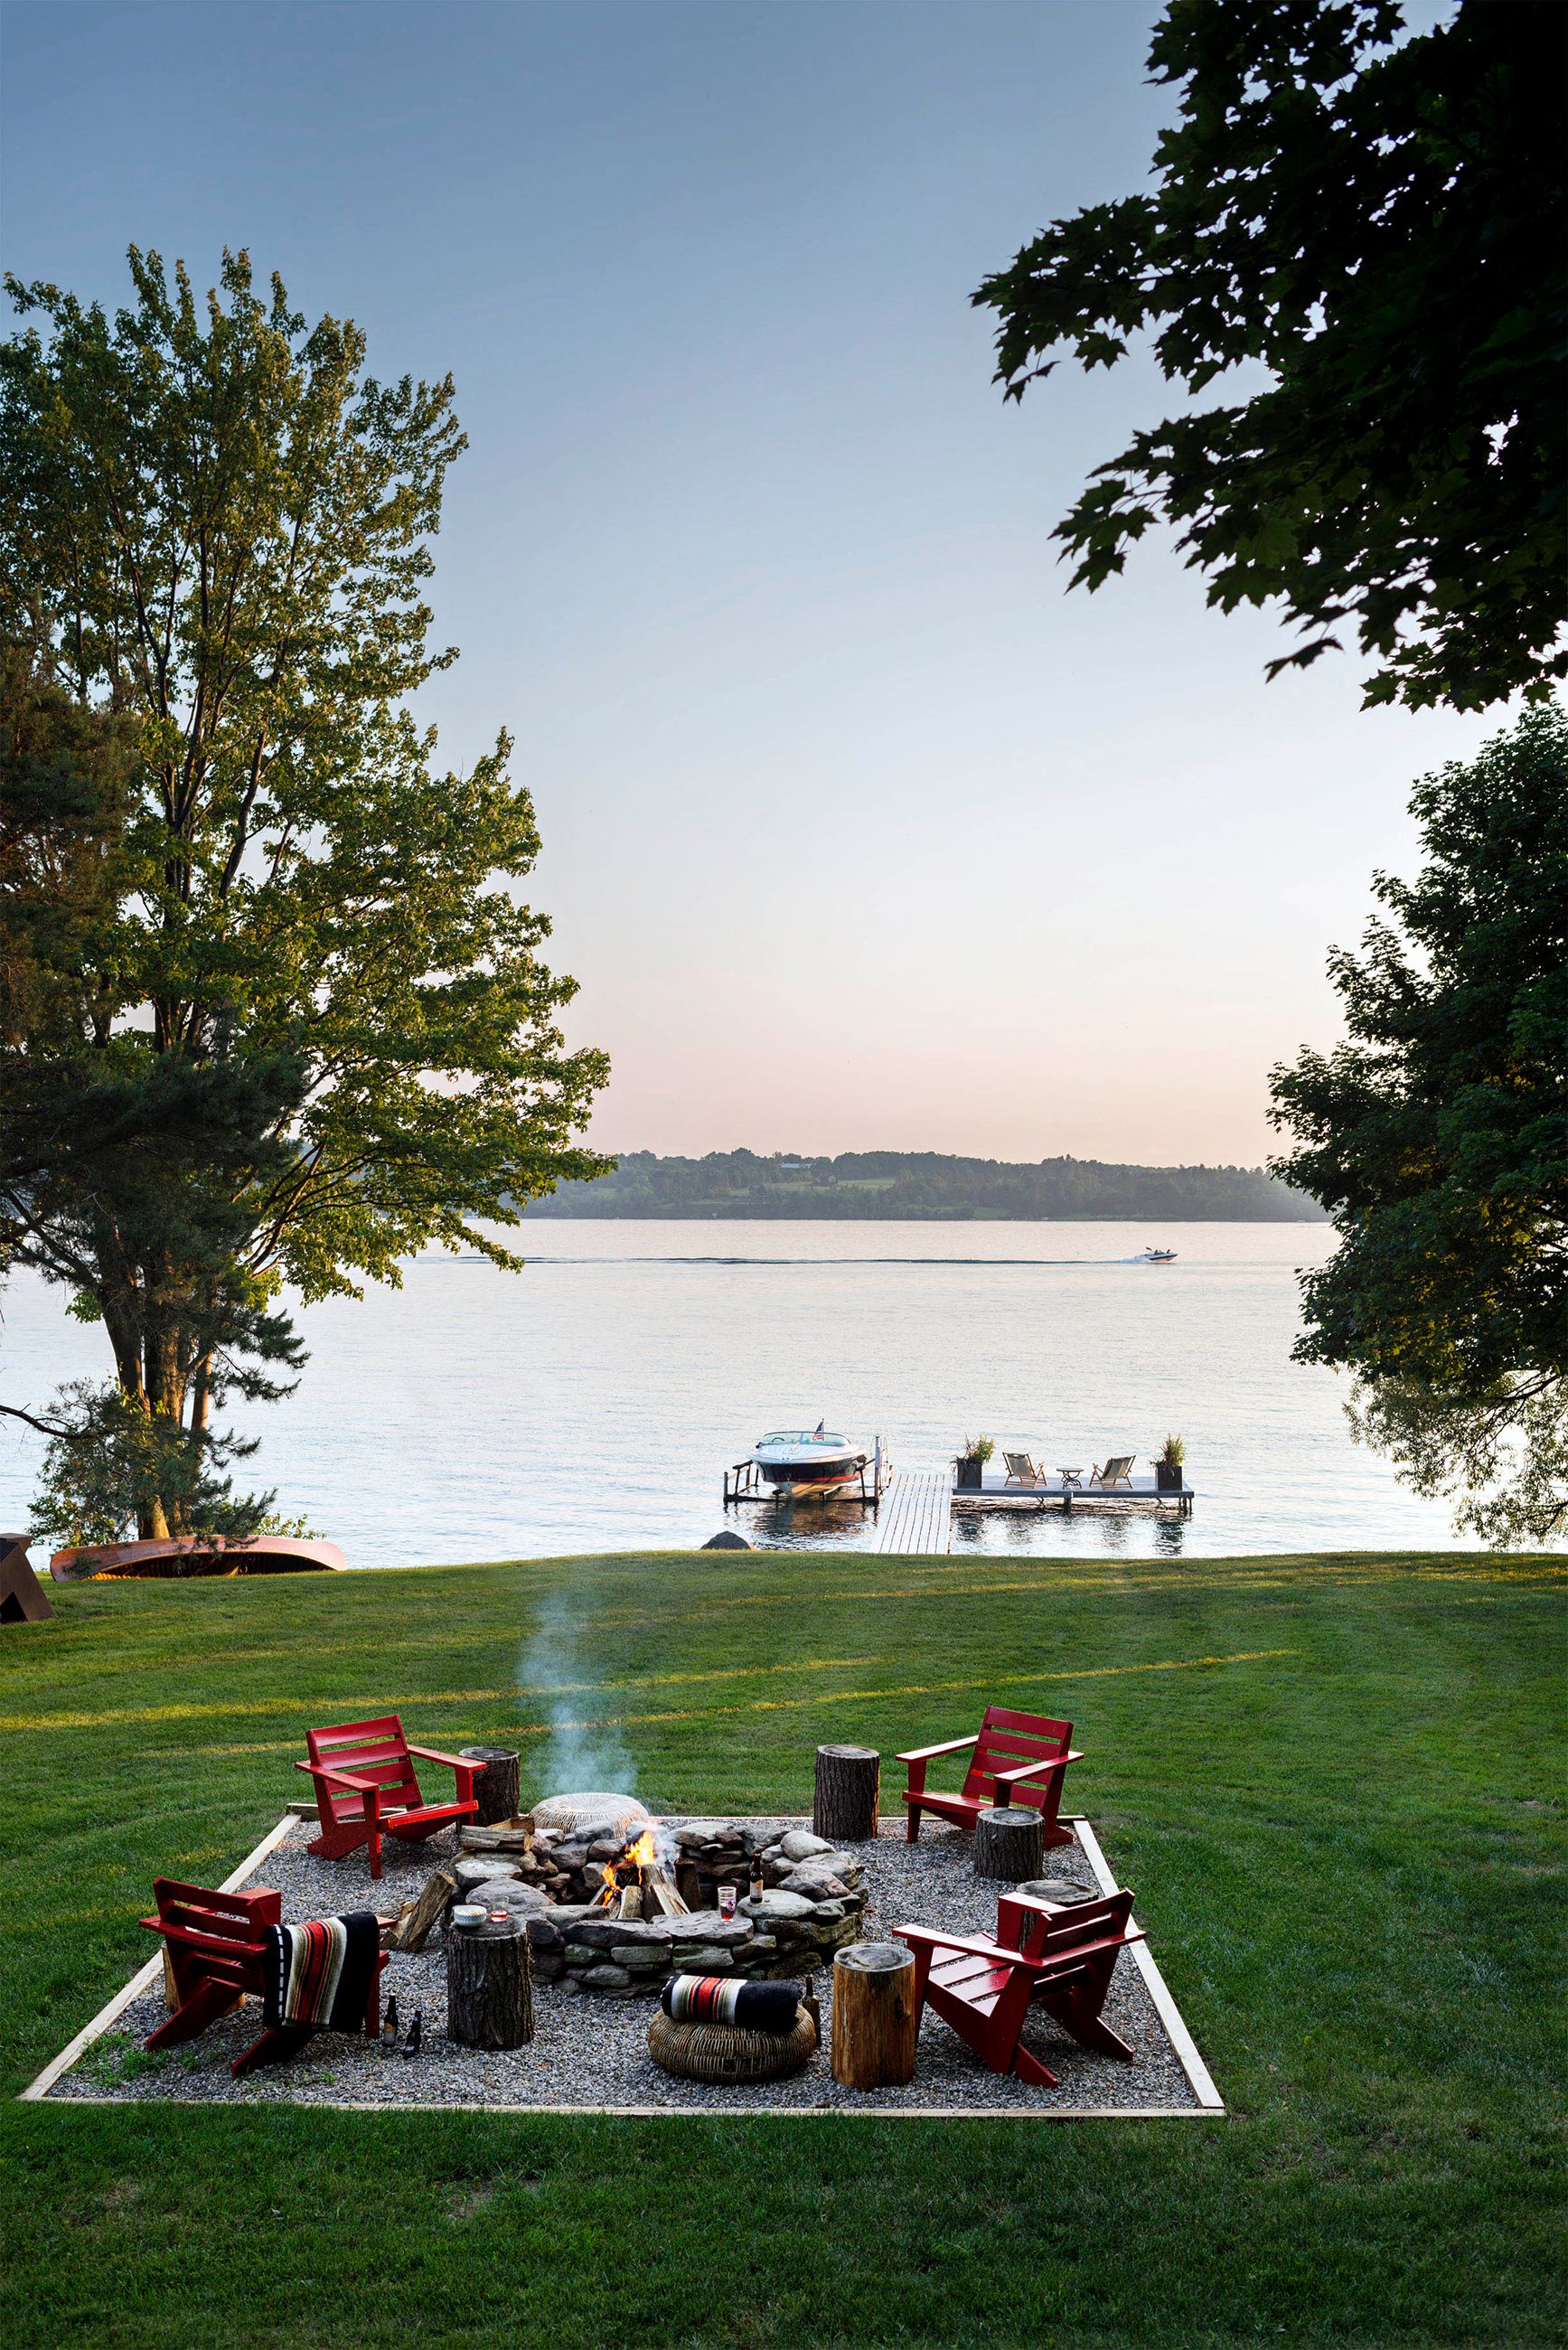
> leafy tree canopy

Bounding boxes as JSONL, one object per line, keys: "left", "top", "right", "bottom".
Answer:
{"left": 1270, "top": 703, "right": 1568, "bottom": 1543}
{"left": 0, "top": 249, "right": 609, "bottom": 1533}
{"left": 975, "top": 0, "right": 1567, "bottom": 711}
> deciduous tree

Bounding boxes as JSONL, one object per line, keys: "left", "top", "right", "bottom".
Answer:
{"left": 975, "top": 0, "right": 1567, "bottom": 711}
{"left": 0, "top": 250, "right": 609, "bottom": 1534}
{"left": 1269, "top": 706, "right": 1568, "bottom": 1543}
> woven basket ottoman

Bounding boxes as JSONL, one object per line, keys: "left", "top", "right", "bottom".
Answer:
{"left": 647, "top": 2003, "right": 818, "bottom": 2083}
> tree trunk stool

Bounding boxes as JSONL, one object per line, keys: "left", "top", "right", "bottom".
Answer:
{"left": 458, "top": 1745, "right": 521, "bottom": 1827}
{"left": 446, "top": 1919, "right": 534, "bottom": 2049}
{"left": 813, "top": 1744, "right": 880, "bottom": 1841}
{"left": 830, "top": 1941, "right": 917, "bottom": 2087}
{"left": 972, "top": 1805, "right": 1044, "bottom": 1884}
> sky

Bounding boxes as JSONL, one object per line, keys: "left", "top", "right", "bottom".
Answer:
{"left": 0, "top": 0, "right": 1492, "bottom": 1169}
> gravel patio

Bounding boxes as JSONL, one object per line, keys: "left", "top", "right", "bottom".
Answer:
{"left": 42, "top": 1815, "right": 1216, "bottom": 2118}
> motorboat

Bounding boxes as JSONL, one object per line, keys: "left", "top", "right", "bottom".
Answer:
{"left": 1140, "top": 1247, "right": 1178, "bottom": 1263}
{"left": 751, "top": 1424, "right": 869, "bottom": 1497}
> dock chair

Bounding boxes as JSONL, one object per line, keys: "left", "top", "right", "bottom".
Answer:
{"left": 1088, "top": 1455, "right": 1135, "bottom": 1489}
{"left": 1001, "top": 1452, "right": 1047, "bottom": 1488}
{"left": 296, "top": 1715, "right": 481, "bottom": 1880}
{"left": 899, "top": 1705, "right": 1081, "bottom": 1848}
{"left": 896, "top": 1889, "right": 1143, "bottom": 2088}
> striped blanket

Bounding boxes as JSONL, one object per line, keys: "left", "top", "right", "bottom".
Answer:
{"left": 262, "top": 1912, "right": 380, "bottom": 2034}
{"left": 661, "top": 1974, "right": 802, "bottom": 2033}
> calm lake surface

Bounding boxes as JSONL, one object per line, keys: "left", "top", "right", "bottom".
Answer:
{"left": 0, "top": 1219, "right": 1486, "bottom": 1565}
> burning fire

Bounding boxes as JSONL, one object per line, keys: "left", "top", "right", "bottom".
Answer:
{"left": 625, "top": 1828, "right": 658, "bottom": 1869}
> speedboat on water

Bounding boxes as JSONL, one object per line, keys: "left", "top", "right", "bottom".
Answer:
{"left": 1140, "top": 1247, "right": 1178, "bottom": 1263}
{"left": 752, "top": 1423, "right": 869, "bottom": 1496}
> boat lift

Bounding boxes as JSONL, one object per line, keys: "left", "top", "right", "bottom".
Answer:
{"left": 724, "top": 1437, "right": 891, "bottom": 1511}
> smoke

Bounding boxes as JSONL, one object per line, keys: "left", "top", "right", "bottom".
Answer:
{"left": 518, "top": 1587, "right": 637, "bottom": 1800}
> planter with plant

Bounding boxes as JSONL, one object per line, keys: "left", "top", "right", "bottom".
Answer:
{"left": 1155, "top": 1434, "right": 1186, "bottom": 1492}
{"left": 955, "top": 1434, "right": 995, "bottom": 1490}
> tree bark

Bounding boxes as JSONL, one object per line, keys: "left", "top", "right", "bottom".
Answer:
{"left": 446, "top": 1922, "right": 534, "bottom": 2050}
{"left": 830, "top": 1941, "right": 917, "bottom": 2088}
{"left": 458, "top": 1746, "right": 521, "bottom": 1827}
{"left": 972, "top": 1805, "right": 1044, "bottom": 1884}
{"left": 813, "top": 1744, "right": 880, "bottom": 1841}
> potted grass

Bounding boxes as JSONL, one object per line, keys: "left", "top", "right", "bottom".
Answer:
{"left": 1154, "top": 1434, "right": 1186, "bottom": 1493}
{"left": 955, "top": 1434, "right": 994, "bottom": 1490}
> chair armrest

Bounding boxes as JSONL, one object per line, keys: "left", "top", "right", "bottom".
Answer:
{"left": 897, "top": 1734, "right": 980, "bottom": 1765}
{"left": 294, "top": 1759, "right": 382, "bottom": 1795}
{"left": 895, "top": 1922, "right": 1049, "bottom": 1972}
{"left": 993, "top": 1750, "right": 1081, "bottom": 1787}
{"left": 405, "top": 1744, "right": 475, "bottom": 1775}
{"left": 1028, "top": 1926, "right": 1147, "bottom": 1978}
{"left": 139, "top": 1916, "right": 266, "bottom": 1959}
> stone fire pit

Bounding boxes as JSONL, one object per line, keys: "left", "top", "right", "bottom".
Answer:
{"left": 452, "top": 1810, "right": 868, "bottom": 1996}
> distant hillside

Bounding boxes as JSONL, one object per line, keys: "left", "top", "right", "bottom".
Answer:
{"left": 523, "top": 1150, "right": 1326, "bottom": 1221}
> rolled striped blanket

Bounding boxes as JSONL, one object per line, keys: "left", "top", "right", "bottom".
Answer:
{"left": 262, "top": 1912, "right": 380, "bottom": 2034}
{"left": 661, "top": 1974, "right": 802, "bottom": 2033}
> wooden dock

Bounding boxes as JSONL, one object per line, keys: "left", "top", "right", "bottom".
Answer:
{"left": 953, "top": 1471, "right": 1194, "bottom": 1519}
{"left": 874, "top": 1470, "right": 953, "bottom": 1556}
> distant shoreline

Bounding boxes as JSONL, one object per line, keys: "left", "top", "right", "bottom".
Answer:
{"left": 522, "top": 1147, "right": 1328, "bottom": 1223}
{"left": 521, "top": 1204, "right": 1327, "bottom": 1222}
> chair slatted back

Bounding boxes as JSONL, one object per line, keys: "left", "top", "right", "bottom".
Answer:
{"left": 962, "top": 1706, "right": 1075, "bottom": 1814}
{"left": 1002, "top": 1452, "right": 1039, "bottom": 1482}
{"left": 305, "top": 1715, "right": 423, "bottom": 1827}
{"left": 150, "top": 1877, "right": 279, "bottom": 1994}
{"left": 1018, "top": 1889, "right": 1134, "bottom": 1973}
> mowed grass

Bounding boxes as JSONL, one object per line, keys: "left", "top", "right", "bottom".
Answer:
{"left": 2, "top": 1546, "right": 1563, "bottom": 2349}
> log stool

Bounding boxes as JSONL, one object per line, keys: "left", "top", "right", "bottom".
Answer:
{"left": 972, "top": 1805, "right": 1044, "bottom": 1884}
{"left": 457, "top": 1745, "right": 521, "bottom": 1827}
{"left": 830, "top": 1941, "right": 917, "bottom": 2088}
{"left": 813, "top": 1744, "right": 880, "bottom": 1842}
{"left": 446, "top": 1919, "right": 534, "bottom": 2050}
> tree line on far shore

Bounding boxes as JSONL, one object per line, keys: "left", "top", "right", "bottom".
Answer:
{"left": 526, "top": 1152, "right": 1321, "bottom": 1223}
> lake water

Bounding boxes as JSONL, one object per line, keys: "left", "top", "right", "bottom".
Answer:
{"left": 0, "top": 1220, "right": 1486, "bottom": 1565}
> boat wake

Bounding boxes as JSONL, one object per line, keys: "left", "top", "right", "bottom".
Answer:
{"left": 428, "top": 1252, "right": 1165, "bottom": 1268}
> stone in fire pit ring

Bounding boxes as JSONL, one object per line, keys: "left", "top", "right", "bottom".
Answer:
{"left": 531, "top": 1791, "right": 651, "bottom": 1838}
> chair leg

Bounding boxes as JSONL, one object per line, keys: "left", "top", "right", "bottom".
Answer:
{"left": 231, "top": 2024, "right": 310, "bottom": 2079}
{"left": 145, "top": 1978, "right": 235, "bottom": 2052}
{"left": 906, "top": 1805, "right": 921, "bottom": 1844}
{"left": 1039, "top": 1984, "right": 1134, "bottom": 2062}
{"left": 307, "top": 1820, "right": 369, "bottom": 1864}
{"left": 1010, "top": 2043, "right": 1061, "bottom": 2090}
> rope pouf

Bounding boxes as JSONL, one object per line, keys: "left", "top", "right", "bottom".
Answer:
{"left": 648, "top": 2003, "right": 819, "bottom": 2083}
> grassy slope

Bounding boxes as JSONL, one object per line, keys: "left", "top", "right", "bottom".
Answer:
{"left": 2, "top": 1546, "right": 1563, "bottom": 2350}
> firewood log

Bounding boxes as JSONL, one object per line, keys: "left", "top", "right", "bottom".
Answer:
{"left": 390, "top": 1866, "right": 456, "bottom": 1952}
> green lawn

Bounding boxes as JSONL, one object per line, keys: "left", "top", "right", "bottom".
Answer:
{"left": 3, "top": 1546, "right": 1563, "bottom": 2349}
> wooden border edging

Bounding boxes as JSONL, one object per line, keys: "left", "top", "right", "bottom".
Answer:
{"left": 16, "top": 1811, "right": 297, "bottom": 2103}
{"left": 21, "top": 1811, "right": 1224, "bottom": 2119}
{"left": 1071, "top": 1815, "right": 1224, "bottom": 2111}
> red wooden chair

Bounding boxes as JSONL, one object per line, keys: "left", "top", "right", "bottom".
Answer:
{"left": 139, "top": 1877, "right": 387, "bottom": 2076}
{"left": 898, "top": 1706, "right": 1082, "bottom": 1848}
{"left": 897, "top": 1889, "right": 1143, "bottom": 2088}
{"left": 296, "top": 1714, "right": 480, "bottom": 1880}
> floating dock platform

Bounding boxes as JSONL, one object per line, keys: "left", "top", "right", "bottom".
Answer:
{"left": 953, "top": 1471, "right": 1194, "bottom": 1520}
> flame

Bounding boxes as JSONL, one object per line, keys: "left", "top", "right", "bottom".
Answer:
{"left": 625, "top": 1828, "right": 658, "bottom": 1870}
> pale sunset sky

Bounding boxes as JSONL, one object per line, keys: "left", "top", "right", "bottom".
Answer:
{"left": 2, "top": 0, "right": 1488, "bottom": 1167}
